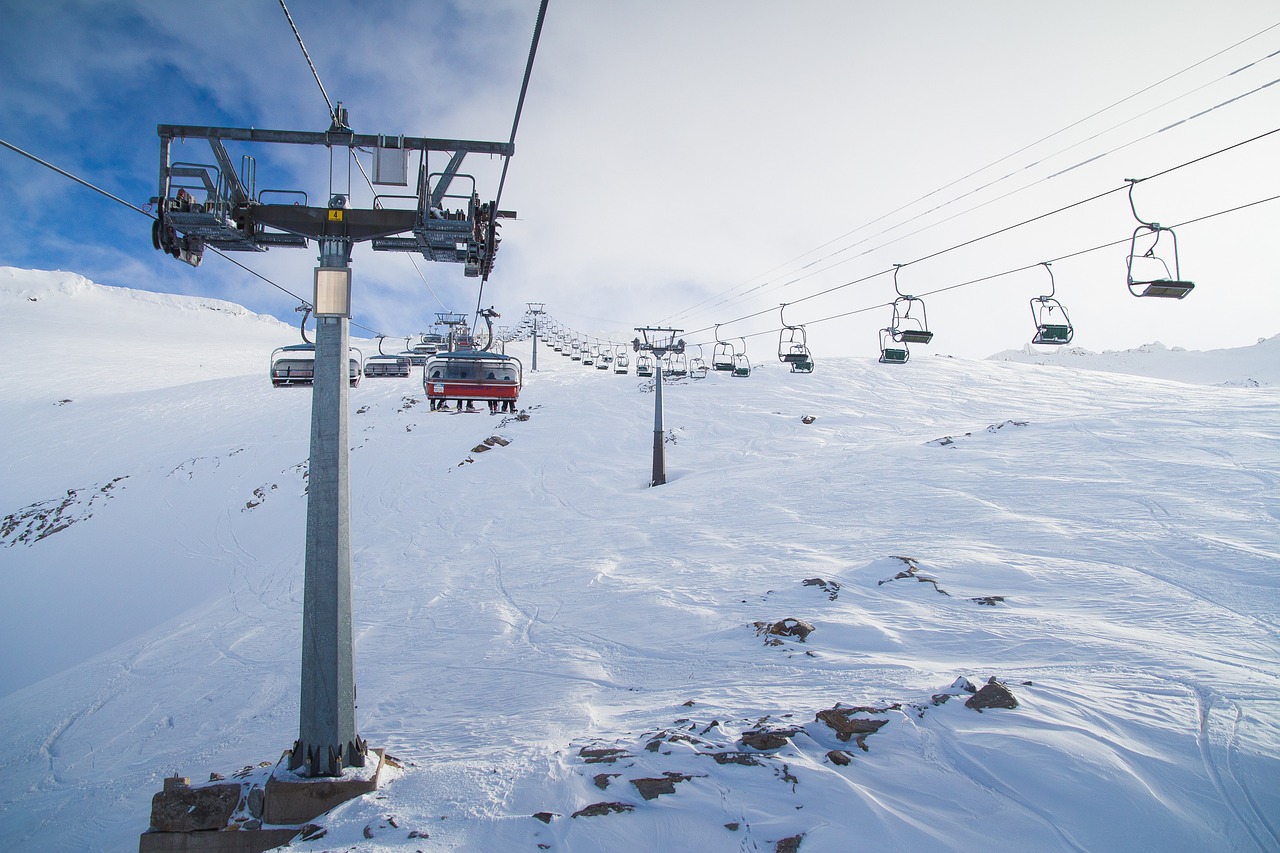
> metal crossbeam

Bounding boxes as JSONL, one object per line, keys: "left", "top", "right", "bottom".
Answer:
{"left": 158, "top": 124, "right": 513, "bottom": 156}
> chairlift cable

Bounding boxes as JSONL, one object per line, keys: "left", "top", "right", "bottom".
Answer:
{"left": 0, "top": 136, "right": 395, "bottom": 337}
{"left": 278, "top": 0, "right": 337, "bottom": 124}
{"left": 662, "top": 33, "right": 1280, "bottom": 325}
{"left": 0, "top": 137, "right": 151, "bottom": 216}
{"left": 690, "top": 192, "right": 1280, "bottom": 348}
{"left": 693, "top": 87, "right": 1280, "bottom": 323}
{"left": 472, "top": 0, "right": 550, "bottom": 330}
{"left": 684, "top": 125, "right": 1280, "bottom": 339}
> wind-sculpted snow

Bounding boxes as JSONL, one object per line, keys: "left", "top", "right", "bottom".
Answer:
{"left": 0, "top": 268, "right": 1278, "bottom": 851}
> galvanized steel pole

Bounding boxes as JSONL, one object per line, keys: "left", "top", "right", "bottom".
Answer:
{"left": 292, "top": 246, "right": 366, "bottom": 777}
{"left": 651, "top": 358, "right": 665, "bottom": 486}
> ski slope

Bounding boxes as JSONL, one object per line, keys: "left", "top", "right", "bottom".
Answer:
{"left": 1, "top": 268, "right": 1278, "bottom": 852}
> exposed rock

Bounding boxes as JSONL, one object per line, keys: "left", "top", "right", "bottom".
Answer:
{"left": 149, "top": 782, "right": 240, "bottom": 832}
{"left": 801, "top": 578, "right": 840, "bottom": 600}
{"left": 878, "top": 557, "right": 949, "bottom": 595}
{"left": 572, "top": 802, "right": 635, "bottom": 818}
{"left": 531, "top": 813, "right": 557, "bottom": 824}
{"left": 815, "top": 708, "right": 890, "bottom": 749}
{"left": 593, "top": 773, "right": 620, "bottom": 790}
{"left": 800, "top": 415, "right": 816, "bottom": 424}
{"left": 725, "top": 822, "right": 741, "bottom": 831}
{"left": 826, "top": 750, "right": 852, "bottom": 766}
{"left": 246, "top": 785, "right": 265, "bottom": 818}
{"left": 971, "top": 596, "right": 1005, "bottom": 606}
{"left": 741, "top": 729, "right": 798, "bottom": 751}
{"left": 579, "top": 746, "right": 628, "bottom": 764}
{"left": 631, "top": 772, "right": 694, "bottom": 800}
{"left": 754, "top": 618, "right": 815, "bottom": 642}
{"left": 777, "top": 833, "right": 805, "bottom": 852}
{"left": 966, "top": 678, "right": 1019, "bottom": 711}
{"left": 705, "top": 751, "right": 762, "bottom": 766}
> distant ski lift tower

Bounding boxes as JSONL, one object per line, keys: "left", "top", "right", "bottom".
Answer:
{"left": 527, "top": 302, "right": 545, "bottom": 370}
{"left": 150, "top": 107, "right": 513, "bottom": 778}
{"left": 436, "top": 311, "right": 468, "bottom": 351}
{"left": 634, "top": 327, "right": 684, "bottom": 487}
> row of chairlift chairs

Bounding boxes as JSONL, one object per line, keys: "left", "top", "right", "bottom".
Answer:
{"left": 878, "top": 180, "right": 1195, "bottom": 364}
{"left": 270, "top": 312, "right": 524, "bottom": 411}
{"left": 272, "top": 180, "right": 1190, "bottom": 385}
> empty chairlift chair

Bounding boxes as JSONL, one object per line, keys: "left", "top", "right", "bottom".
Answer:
{"left": 271, "top": 344, "right": 363, "bottom": 387}
{"left": 890, "top": 264, "right": 933, "bottom": 345}
{"left": 712, "top": 324, "right": 735, "bottom": 371}
{"left": 1125, "top": 178, "right": 1194, "bottom": 299}
{"left": 614, "top": 347, "right": 630, "bottom": 374}
{"left": 636, "top": 352, "right": 655, "bottom": 377}
{"left": 1030, "top": 262, "right": 1074, "bottom": 345}
{"left": 731, "top": 339, "right": 751, "bottom": 377}
{"left": 689, "top": 344, "right": 709, "bottom": 378}
{"left": 364, "top": 335, "right": 412, "bottom": 378}
{"left": 778, "top": 303, "right": 814, "bottom": 373}
{"left": 878, "top": 325, "right": 909, "bottom": 364}
{"left": 666, "top": 350, "right": 689, "bottom": 378}
{"left": 270, "top": 304, "right": 362, "bottom": 386}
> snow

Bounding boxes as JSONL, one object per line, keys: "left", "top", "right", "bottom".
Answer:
{"left": 1, "top": 267, "right": 1277, "bottom": 852}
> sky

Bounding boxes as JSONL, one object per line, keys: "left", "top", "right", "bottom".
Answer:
{"left": 2, "top": 0, "right": 1278, "bottom": 359}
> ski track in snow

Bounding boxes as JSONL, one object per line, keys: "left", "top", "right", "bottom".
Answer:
{"left": 1, "top": 270, "right": 1279, "bottom": 851}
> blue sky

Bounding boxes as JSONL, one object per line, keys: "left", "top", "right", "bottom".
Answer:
{"left": 3, "top": 0, "right": 1278, "bottom": 359}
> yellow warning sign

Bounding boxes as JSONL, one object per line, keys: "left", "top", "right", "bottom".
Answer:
{"left": 327, "top": 209, "right": 344, "bottom": 222}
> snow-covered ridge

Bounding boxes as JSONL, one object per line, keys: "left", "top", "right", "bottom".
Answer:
{"left": 0, "top": 267, "right": 296, "bottom": 400}
{"left": 988, "top": 335, "right": 1280, "bottom": 387}
{"left": 0, "top": 266, "right": 275, "bottom": 319}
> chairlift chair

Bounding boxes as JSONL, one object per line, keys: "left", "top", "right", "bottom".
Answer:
{"left": 878, "top": 326, "right": 908, "bottom": 365}
{"left": 889, "top": 264, "right": 934, "bottom": 344}
{"left": 777, "top": 303, "right": 810, "bottom": 362}
{"left": 423, "top": 350, "right": 522, "bottom": 408}
{"left": 778, "top": 304, "right": 814, "bottom": 373}
{"left": 1030, "top": 262, "right": 1074, "bottom": 345}
{"left": 1125, "top": 179, "right": 1194, "bottom": 299}
{"left": 689, "top": 344, "right": 709, "bottom": 377}
{"left": 271, "top": 344, "right": 363, "bottom": 387}
{"left": 666, "top": 351, "right": 689, "bottom": 378}
{"left": 636, "top": 352, "right": 654, "bottom": 377}
{"left": 614, "top": 347, "right": 630, "bottom": 374}
{"left": 364, "top": 335, "right": 411, "bottom": 378}
{"left": 711, "top": 324, "right": 735, "bottom": 371}
{"left": 731, "top": 339, "right": 751, "bottom": 377}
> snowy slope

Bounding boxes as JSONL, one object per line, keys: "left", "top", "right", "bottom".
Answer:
{"left": 1, "top": 269, "right": 1278, "bottom": 852}
{"left": 989, "top": 337, "right": 1280, "bottom": 387}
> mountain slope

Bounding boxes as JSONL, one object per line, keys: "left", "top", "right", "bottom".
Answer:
{"left": 1, "top": 269, "right": 1278, "bottom": 852}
